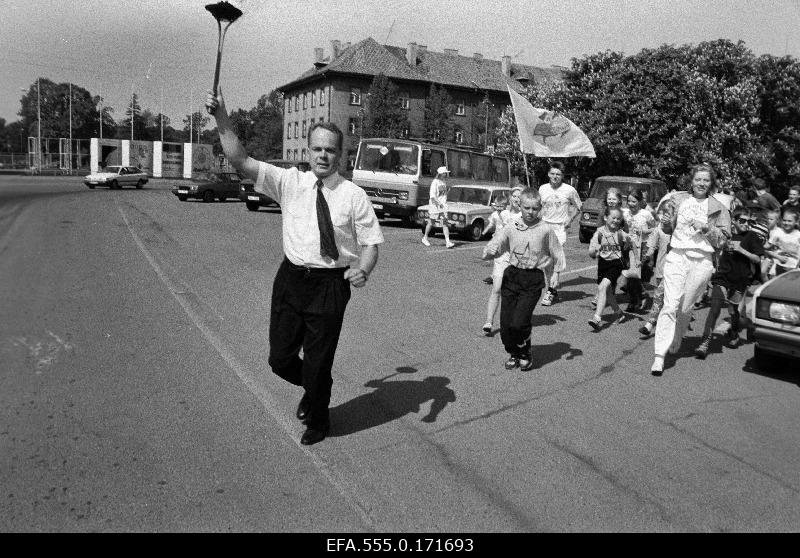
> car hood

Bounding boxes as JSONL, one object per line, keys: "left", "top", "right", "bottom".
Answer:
{"left": 85, "top": 172, "right": 115, "bottom": 180}
{"left": 759, "top": 269, "right": 800, "bottom": 301}
{"left": 582, "top": 198, "right": 604, "bottom": 213}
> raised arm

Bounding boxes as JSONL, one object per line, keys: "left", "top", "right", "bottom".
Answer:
{"left": 205, "top": 88, "right": 261, "bottom": 182}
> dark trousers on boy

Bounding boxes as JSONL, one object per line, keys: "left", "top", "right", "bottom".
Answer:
{"left": 500, "top": 266, "right": 545, "bottom": 358}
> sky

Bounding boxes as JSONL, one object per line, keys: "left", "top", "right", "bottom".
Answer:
{"left": 2, "top": 0, "right": 800, "bottom": 133}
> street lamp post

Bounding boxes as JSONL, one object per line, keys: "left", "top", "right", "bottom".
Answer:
{"left": 37, "top": 78, "right": 41, "bottom": 173}
{"left": 68, "top": 82, "right": 72, "bottom": 173}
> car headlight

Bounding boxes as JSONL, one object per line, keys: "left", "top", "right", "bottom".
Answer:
{"left": 582, "top": 212, "right": 591, "bottom": 220}
{"left": 398, "top": 192, "right": 408, "bottom": 200}
{"left": 756, "top": 298, "right": 800, "bottom": 325}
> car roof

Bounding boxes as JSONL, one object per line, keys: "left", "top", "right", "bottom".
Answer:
{"left": 594, "top": 176, "right": 666, "bottom": 185}
{"left": 449, "top": 184, "right": 510, "bottom": 190}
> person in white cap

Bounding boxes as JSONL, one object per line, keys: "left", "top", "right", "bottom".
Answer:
{"left": 421, "top": 166, "right": 455, "bottom": 249}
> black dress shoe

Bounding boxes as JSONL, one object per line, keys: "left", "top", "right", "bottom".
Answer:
{"left": 300, "top": 423, "right": 329, "bottom": 446}
{"left": 296, "top": 394, "right": 310, "bottom": 421}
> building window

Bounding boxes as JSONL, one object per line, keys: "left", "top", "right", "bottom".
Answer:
{"left": 319, "top": 88, "right": 325, "bottom": 106}
{"left": 303, "top": 93, "right": 307, "bottom": 110}
{"left": 455, "top": 101, "right": 465, "bottom": 116}
{"left": 311, "top": 92, "right": 316, "bottom": 108}
{"left": 433, "top": 129, "right": 441, "bottom": 142}
{"left": 399, "top": 92, "right": 410, "bottom": 110}
{"left": 287, "top": 123, "right": 291, "bottom": 139}
{"left": 318, "top": 116, "right": 323, "bottom": 123}
{"left": 287, "top": 99, "right": 291, "bottom": 114}
{"left": 287, "top": 149, "right": 292, "bottom": 159}
{"left": 401, "top": 127, "right": 410, "bottom": 138}
{"left": 294, "top": 149, "right": 299, "bottom": 160}
{"left": 294, "top": 96, "right": 299, "bottom": 111}
{"left": 294, "top": 122, "right": 298, "bottom": 138}
{"left": 349, "top": 87, "right": 361, "bottom": 105}
{"left": 301, "top": 148, "right": 307, "bottom": 161}
{"left": 454, "top": 130, "right": 464, "bottom": 144}
{"left": 302, "top": 120, "right": 307, "bottom": 138}
{"left": 348, "top": 118, "right": 357, "bottom": 135}
{"left": 309, "top": 117, "right": 315, "bottom": 130}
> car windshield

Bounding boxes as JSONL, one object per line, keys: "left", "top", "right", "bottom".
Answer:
{"left": 589, "top": 180, "right": 663, "bottom": 203}
{"left": 356, "top": 142, "right": 419, "bottom": 175}
{"left": 192, "top": 172, "right": 228, "bottom": 182}
{"left": 446, "top": 187, "right": 491, "bottom": 205}
{"left": 105, "top": 166, "right": 122, "bottom": 173}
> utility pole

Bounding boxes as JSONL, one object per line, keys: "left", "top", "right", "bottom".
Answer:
{"left": 68, "top": 82, "right": 72, "bottom": 173}
{"left": 130, "top": 91, "right": 134, "bottom": 142}
{"left": 37, "top": 78, "right": 41, "bottom": 173}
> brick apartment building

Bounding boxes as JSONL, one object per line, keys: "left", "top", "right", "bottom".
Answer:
{"left": 278, "top": 37, "right": 563, "bottom": 172}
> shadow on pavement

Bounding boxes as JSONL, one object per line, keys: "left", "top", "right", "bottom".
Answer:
{"left": 329, "top": 367, "right": 456, "bottom": 437}
{"left": 742, "top": 355, "right": 800, "bottom": 388}
{"left": 531, "top": 341, "right": 583, "bottom": 369}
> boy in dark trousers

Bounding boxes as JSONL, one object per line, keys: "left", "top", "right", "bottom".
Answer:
{"left": 695, "top": 208, "right": 765, "bottom": 358}
{"left": 482, "top": 188, "right": 565, "bottom": 371}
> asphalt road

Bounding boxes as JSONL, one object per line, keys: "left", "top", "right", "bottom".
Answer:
{"left": 1, "top": 175, "right": 799, "bottom": 533}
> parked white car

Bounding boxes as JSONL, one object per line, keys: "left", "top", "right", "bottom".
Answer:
{"left": 414, "top": 184, "right": 511, "bottom": 241}
{"left": 84, "top": 166, "right": 148, "bottom": 189}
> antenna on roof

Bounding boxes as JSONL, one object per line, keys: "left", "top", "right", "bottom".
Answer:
{"left": 385, "top": 18, "right": 396, "bottom": 43}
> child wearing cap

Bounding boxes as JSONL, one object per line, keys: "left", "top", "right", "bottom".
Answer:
{"left": 421, "top": 166, "right": 455, "bottom": 249}
{"left": 694, "top": 208, "right": 765, "bottom": 358}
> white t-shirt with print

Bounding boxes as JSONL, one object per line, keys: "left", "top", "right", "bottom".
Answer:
{"left": 768, "top": 228, "right": 800, "bottom": 269}
{"left": 539, "top": 183, "right": 582, "bottom": 226}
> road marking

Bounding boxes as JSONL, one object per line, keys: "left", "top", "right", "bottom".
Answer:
{"left": 117, "top": 204, "right": 376, "bottom": 530}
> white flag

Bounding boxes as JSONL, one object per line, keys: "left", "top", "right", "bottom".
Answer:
{"left": 507, "top": 85, "right": 596, "bottom": 158}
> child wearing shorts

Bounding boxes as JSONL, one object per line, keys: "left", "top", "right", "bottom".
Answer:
{"left": 588, "top": 206, "right": 633, "bottom": 330}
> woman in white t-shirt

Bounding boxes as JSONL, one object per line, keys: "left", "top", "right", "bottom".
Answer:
{"left": 421, "top": 166, "right": 454, "bottom": 249}
{"left": 651, "top": 163, "right": 731, "bottom": 376}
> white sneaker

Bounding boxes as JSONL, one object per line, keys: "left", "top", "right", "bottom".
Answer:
{"left": 482, "top": 322, "right": 492, "bottom": 334}
{"left": 446, "top": 242, "right": 455, "bottom": 249}
{"left": 421, "top": 237, "right": 431, "bottom": 246}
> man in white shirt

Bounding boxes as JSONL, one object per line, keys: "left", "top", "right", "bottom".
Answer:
{"left": 207, "top": 89, "right": 384, "bottom": 446}
{"left": 538, "top": 161, "right": 582, "bottom": 305}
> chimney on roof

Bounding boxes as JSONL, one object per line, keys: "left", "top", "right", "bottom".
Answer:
{"left": 314, "top": 47, "right": 325, "bottom": 67}
{"left": 444, "top": 48, "right": 458, "bottom": 56}
{"left": 330, "top": 39, "right": 341, "bottom": 60}
{"left": 406, "top": 42, "right": 418, "bottom": 66}
{"left": 501, "top": 55, "right": 511, "bottom": 77}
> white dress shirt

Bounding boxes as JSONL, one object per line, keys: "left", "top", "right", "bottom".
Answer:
{"left": 255, "top": 162, "right": 384, "bottom": 268}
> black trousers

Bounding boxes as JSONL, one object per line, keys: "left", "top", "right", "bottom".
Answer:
{"left": 268, "top": 259, "right": 351, "bottom": 428}
{"left": 500, "top": 266, "right": 545, "bottom": 357}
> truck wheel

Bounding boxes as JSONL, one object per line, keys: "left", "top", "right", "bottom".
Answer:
{"left": 579, "top": 227, "right": 592, "bottom": 243}
{"left": 87, "top": 184, "right": 95, "bottom": 189}
{"left": 178, "top": 195, "right": 188, "bottom": 202}
{"left": 246, "top": 201, "right": 260, "bottom": 211}
{"left": 218, "top": 195, "right": 227, "bottom": 202}
{"left": 464, "top": 220, "right": 484, "bottom": 241}
{"left": 203, "top": 190, "right": 214, "bottom": 203}
{"left": 136, "top": 180, "right": 144, "bottom": 189}
{"left": 110, "top": 180, "right": 119, "bottom": 190}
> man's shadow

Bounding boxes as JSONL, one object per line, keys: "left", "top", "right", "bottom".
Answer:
{"left": 531, "top": 341, "right": 583, "bottom": 368}
{"left": 329, "top": 367, "right": 456, "bottom": 437}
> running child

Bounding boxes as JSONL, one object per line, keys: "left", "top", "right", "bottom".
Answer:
{"left": 588, "top": 206, "right": 633, "bottom": 330}
{"left": 764, "top": 207, "right": 800, "bottom": 275}
{"left": 481, "top": 192, "right": 511, "bottom": 333}
{"left": 639, "top": 201, "right": 675, "bottom": 337}
{"left": 482, "top": 188, "right": 564, "bottom": 371}
{"left": 695, "top": 208, "right": 765, "bottom": 358}
{"left": 621, "top": 189, "right": 655, "bottom": 312}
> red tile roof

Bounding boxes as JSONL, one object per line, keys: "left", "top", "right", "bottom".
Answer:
{"left": 281, "top": 37, "right": 563, "bottom": 93}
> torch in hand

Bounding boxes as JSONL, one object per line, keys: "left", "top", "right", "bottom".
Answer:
{"left": 205, "top": 1, "right": 243, "bottom": 114}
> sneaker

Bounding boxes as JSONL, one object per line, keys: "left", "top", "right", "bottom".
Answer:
{"left": 482, "top": 322, "right": 493, "bottom": 334}
{"left": 588, "top": 317, "right": 601, "bottom": 331}
{"left": 504, "top": 356, "right": 519, "bottom": 370}
{"left": 590, "top": 296, "right": 597, "bottom": 308}
{"left": 726, "top": 328, "right": 741, "bottom": 348}
{"left": 639, "top": 322, "right": 654, "bottom": 337}
{"left": 446, "top": 242, "right": 456, "bottom": 249}
{"left": 421, "top": 237, "right": 431, "bottom": 246}
{"left": 482, "top": 277, "right": 493, "bottom": 284}
{"left": 541, "top": 289, "right": 556, "bottom": 306}
{"left": 694, "top": 336, "right": 711, "bottom": 359}
{"left": 519, "top": 354, "right": 535, "bottom": 371}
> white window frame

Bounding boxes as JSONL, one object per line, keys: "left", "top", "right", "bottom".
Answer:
{"left": 349, "top": 87, "right": 362, "bottom": 106}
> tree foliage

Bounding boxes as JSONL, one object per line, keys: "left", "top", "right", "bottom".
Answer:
{"left": 423, "top": 84, "right": 453, "bottom": 143}
{"left": 494, "top": 40, "right": 800, "bottom": 197}
{"left": 363, "top": 73, "right": 409, "bottom": 138}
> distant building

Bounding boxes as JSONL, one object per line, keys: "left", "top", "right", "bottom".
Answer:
{"left": 278, "top": 37, "right": 563, "bottom": 172}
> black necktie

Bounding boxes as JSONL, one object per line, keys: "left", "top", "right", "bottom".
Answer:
{"left": 316, "top": 179, "right": 339, "bottom": 261}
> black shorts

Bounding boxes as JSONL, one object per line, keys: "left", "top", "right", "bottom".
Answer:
{"left": 597, "top": 257, "right": 625, "bottom": 288}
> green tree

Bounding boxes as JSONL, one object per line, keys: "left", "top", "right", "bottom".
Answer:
{"left": 183, "top": 111, "right": 210, "bottom": 143}
{"left": 119, "top": 93, "right": 146, "bottom": 140}
{"left": 19, "top": 79, "right": 102, "bottom": 140}
{"left": 363, "top": 73, "right": 409, "bottom": 138}
{"left": 423, "top": 84, "right": 453, "bottom": 143}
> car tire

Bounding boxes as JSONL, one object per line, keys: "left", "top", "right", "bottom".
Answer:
{"left": 246, "top": 201, "right": 260, "bottom": 211}
{"left": 202, "top": 190, "right": 214, "bottom": 203}
{"left": 218, "top": 195, "right": 227, "bottom": 203}
{"left": 579, "top": 227, "right": 592, "bottom": 243}
{"left": 753, "top": 345, "right": 779, "bottom": 371}
{"left": 464, "top": 220, "right": 484, "bottom": 241}
{"left": 178, "top": 195, "right": 188, "bottom": 202}
{"left": 87, "top": 184, "right": 95, "bottom": 189}
{"left": 110, "top": 180, "right": 119, "bottom": 190}
{"left": 136, "top": 180, "right": 144, "bottom": 189}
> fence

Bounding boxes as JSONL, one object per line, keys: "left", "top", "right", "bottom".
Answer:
{"left": 24, "top": 137, "right": 91, "bottom": 174}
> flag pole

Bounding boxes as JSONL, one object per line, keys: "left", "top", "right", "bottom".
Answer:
{"left": 522, "top": 152, "right": 531, "bottom": 188}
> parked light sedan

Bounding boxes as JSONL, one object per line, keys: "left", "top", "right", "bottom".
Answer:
{"left": 171, "top": 171, "right": 250, "bottom": 203}
{"left": 749, "top": 269, "right": 800, "bottom": 369}
{"left": 84, "top": 166, "right": 148, "bottom": 189}
{"left": 414, "top": 185, "right": 511, "bottom": 241}
{"left": 239, "top": 159, "right": 310, "bottom": 211}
